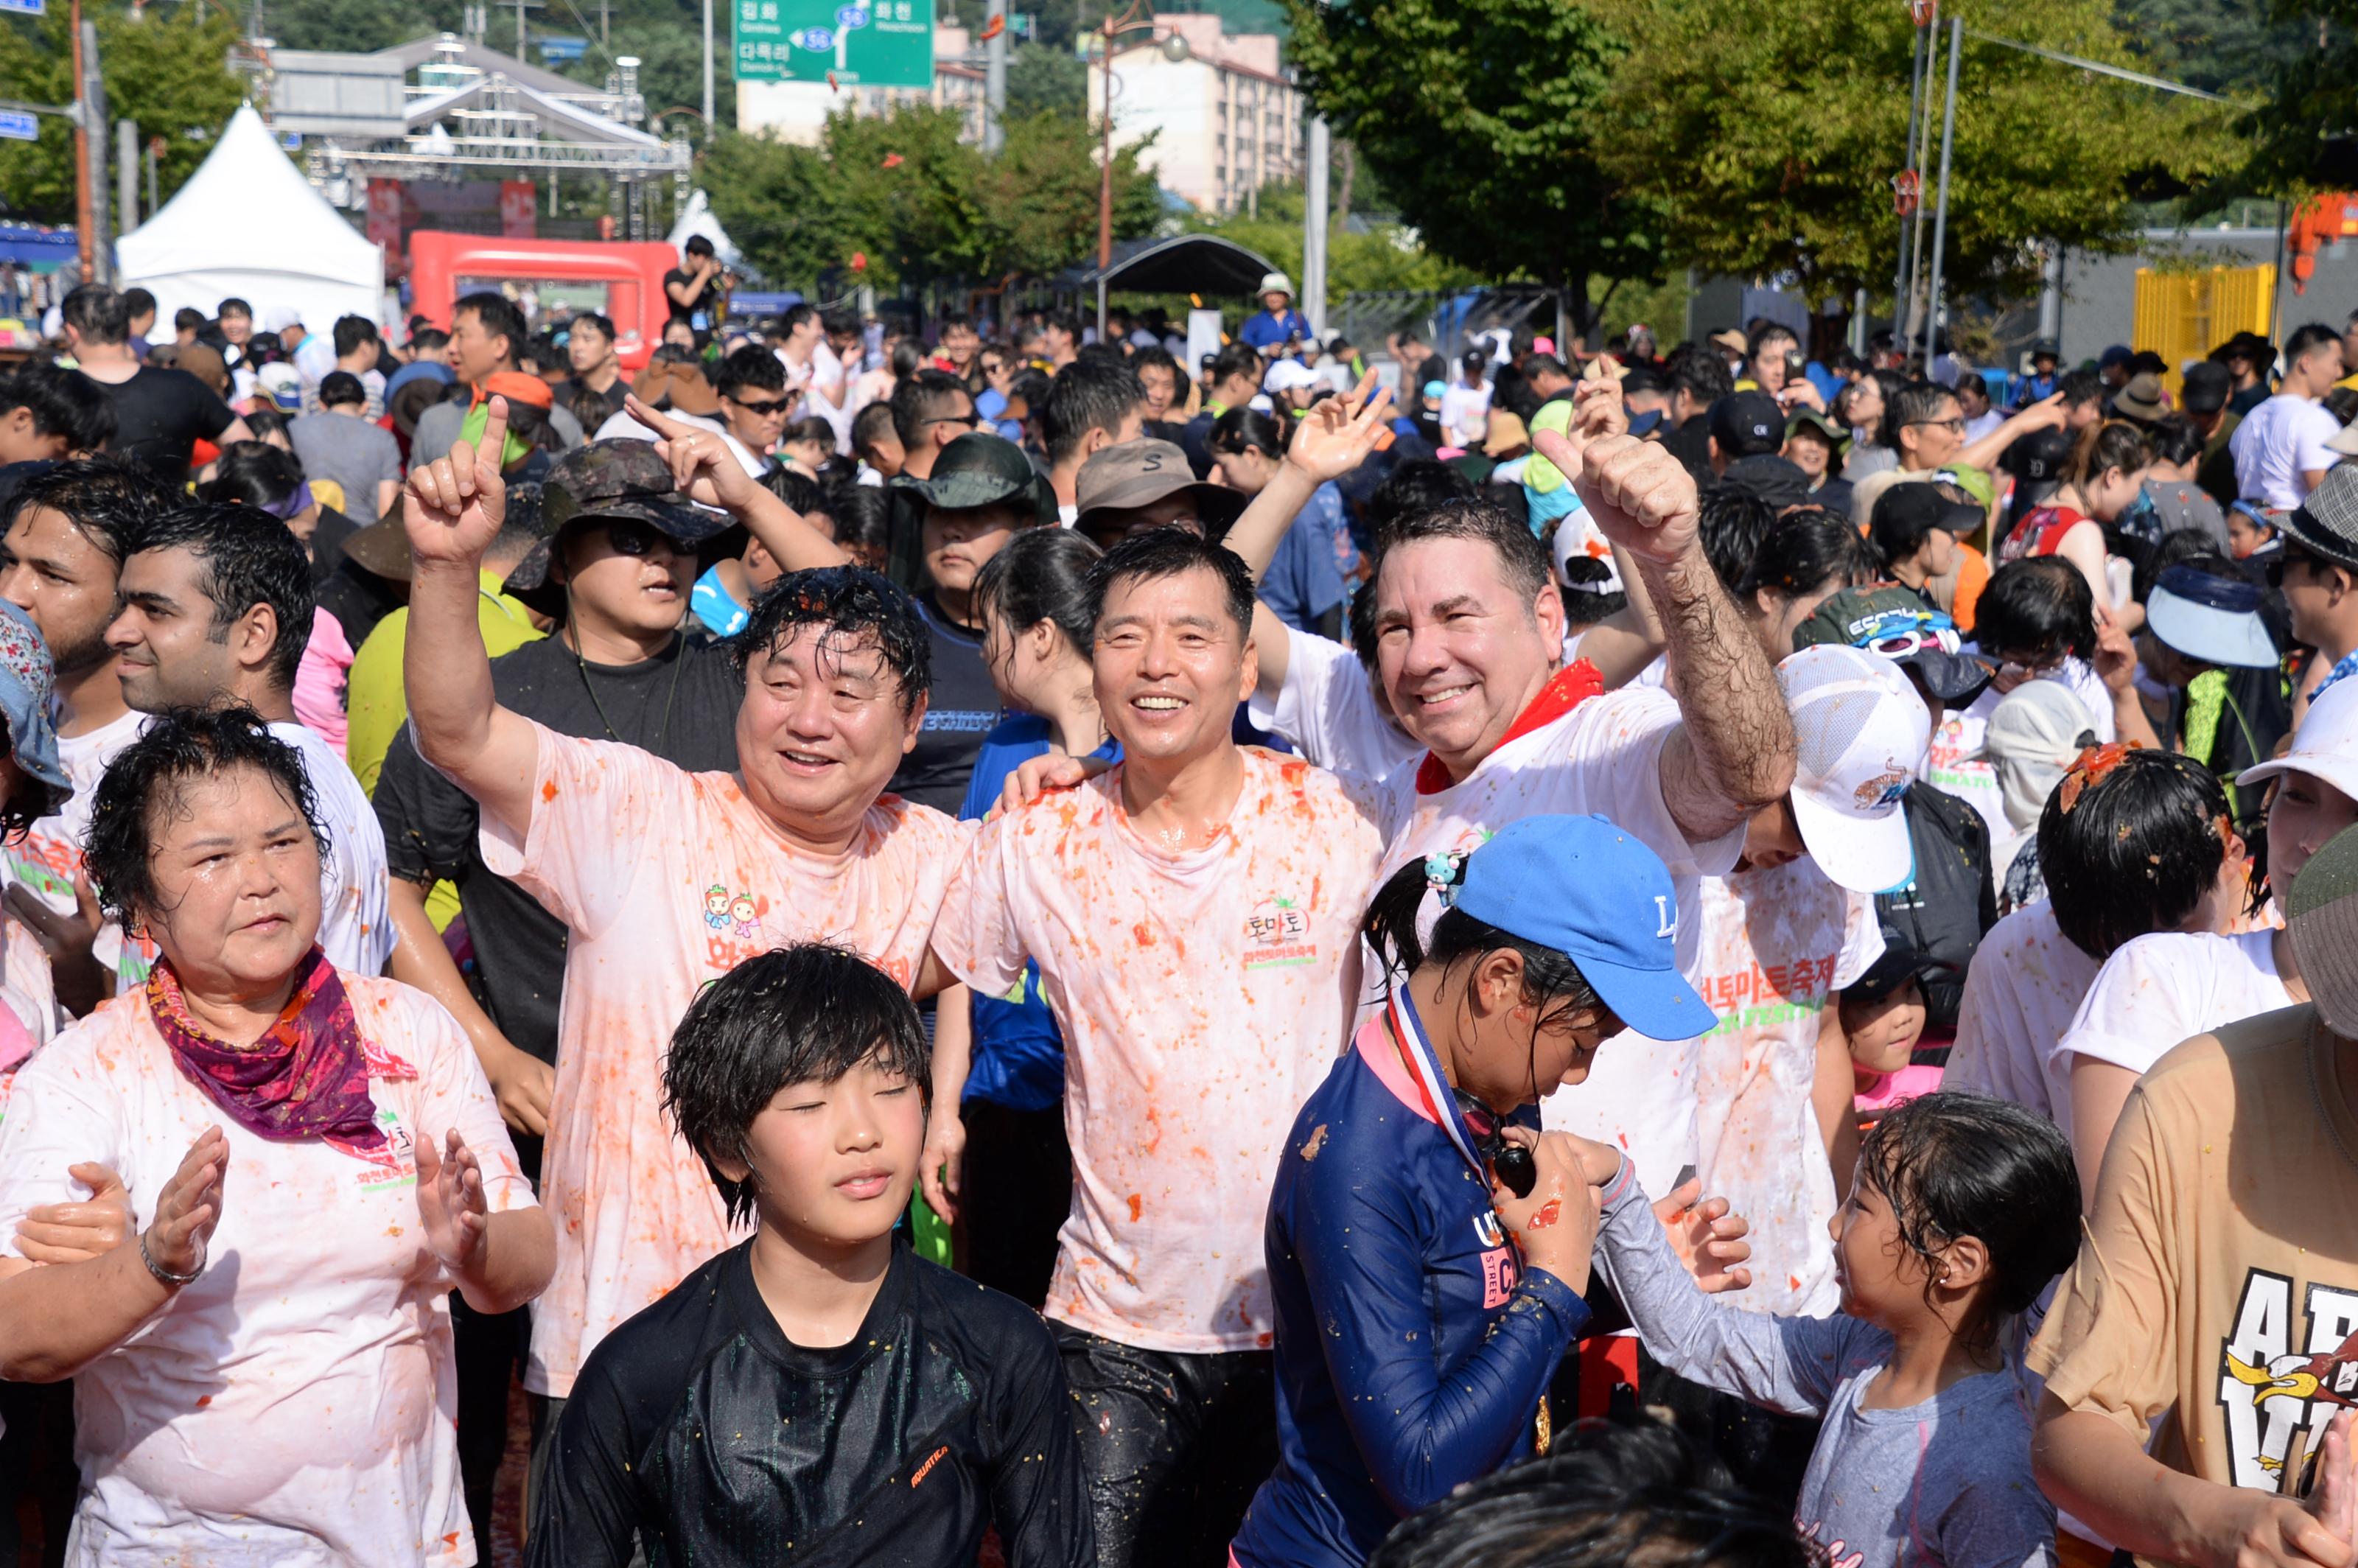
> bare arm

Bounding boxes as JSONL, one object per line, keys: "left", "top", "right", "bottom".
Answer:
{"left": 1955, "top": 393, "right": 2066, "bottom": 474}
{"left": 1221, "top": 373, "right": 1393, "bottom": 581}
{"left": 0, "top": 1127, "right": 223, "bottom": 1383}
{"left": 1648, "top": 540, "right": 1797, "bottom": 844}
{"left": 920, "top": 986, "right": 973, "bottom": 1222}
{"left": 1813, "top": 1003, "right": 1860, "bottom": 1196}
{"left": 374, "top": 477, "right": 399, "bottom": 519}
{"left": 2033, "top": 1401, "right": 2358, "bottom": 1568}
{"left": 219, "top": 415, "right": 256, "bottom": 447}
{"left": 386, "top": 878, "right": 552, "bottom": 1138}
{"left": 625, "top": 394, "right": 849, "bottom": 573}
{"left": 2066, "top": 1056, "right": 2141, "bottom": 1212}
{"left": 414, "top": 1129, "right": 554, "bottom": 1316}
{"left": 402, "top": 396, "right": 543, "bottom": 841}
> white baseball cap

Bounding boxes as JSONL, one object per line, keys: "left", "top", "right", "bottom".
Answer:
{"left": 1779, "top": 645, "right": 1931, "bottom": 894}
{"left": 1258, "top": 271, "right": 1293, "bottom": 297}
{"left": 2242, "top": 673, "right": 2358, "bottom": 802}
{"left": 260, "top": 304, "right": 302, "bottom": 333}
{"left": 1263, "top": 357, "right": 1320, "bottom": 395}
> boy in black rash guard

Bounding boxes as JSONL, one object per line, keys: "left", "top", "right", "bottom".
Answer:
{"left": 527, "top": 944, "right": 1094, "bottom": 1567}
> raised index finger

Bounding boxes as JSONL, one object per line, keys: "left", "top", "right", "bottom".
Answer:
{"left": 624, "top": 391, "right": 685, "bottom": 440}
{"left": 476, "top": 396, "right": 510, "bottom": 469}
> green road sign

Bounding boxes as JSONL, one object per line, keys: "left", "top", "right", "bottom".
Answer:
{"left": 733, "top": 0, "right": 934, "bottom": 88}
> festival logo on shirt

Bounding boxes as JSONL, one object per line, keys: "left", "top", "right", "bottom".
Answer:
{"left": 702, "top": 885, "right": 731, "bottom": 930}
{"left": 1244, "top": 893, "right": 1317, "bottom": 970}
{"left": 2214, "top": 1268, "right": 2358, "bottom": 1486}
{"left": 697, "top": 884, "right": 771, "bottom": 970}
{"left": 355, "top": 1105, "right": 419, "bottom": 1192}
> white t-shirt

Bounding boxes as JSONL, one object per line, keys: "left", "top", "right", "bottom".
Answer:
{"left": 1690, "top": 860, "right": 1883, "bottom": 1317}
{"left": 7, "top": 708, "right": 144, "bottom": 986}
{"left": 482, "top": 723, "right": 971, "bottom": 1396}
{"left": 272, "top": 721, "right": 395, "bottom": 977}
{"left": 934, "top": 749, "right": 1387, "bottom": 1354}
{"left": 0, "top": 907, "right": 56, "bottom": 1047}
{"left": 1378, "top": 682, "right": 1745, "bottom": 1195}
{"left": 1931, "top": 663, "right": 2108, "bottom": 850}
{"left": 1245, "top": 625, "right": 1422, "bottom": 782}
{"left": 2231, "top": 393, "right": 2343, "bottom": 508}
{"left": 592, "top": 407, "right": 769, "bottom": 478}
{"left": 1438, "top": 380, "right": 1493, "bottom": 447}
{"left": 2057, "top": 928, "right": 2292, "bottom": 1082}
{"left": 0, "top": 977, "right": 535, "bottom": 1567}
{"left": 1943, "top": 900, "right": 2102, "bottom": 1122}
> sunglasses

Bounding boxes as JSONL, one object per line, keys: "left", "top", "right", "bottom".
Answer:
{"left": 601, "top": 519, "right": 676, "bottom": 557}
{"left": 923, "top": 410, "right": 981, "bottom": 431}
{"left": 728, "top": 394, "right": 795, "bottom": 416}
{"left": 2268, "top": 548, "right": 2326, "bottom": 588}
{"left": 1904, "top": 416, "right": 1966, "bottom": 433}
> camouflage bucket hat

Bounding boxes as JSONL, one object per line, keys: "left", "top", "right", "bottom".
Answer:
{"left": 506, "top": 439, "right": 741, "bottom": 592}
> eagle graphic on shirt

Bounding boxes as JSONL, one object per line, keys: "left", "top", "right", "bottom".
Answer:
{"left": 2216, "top": 1270, "right": 2358, "bottom": 1486}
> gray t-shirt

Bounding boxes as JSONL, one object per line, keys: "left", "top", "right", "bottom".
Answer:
{"left": 406, "top": 392, "right": 585, "bottom": 472}
{"left": 1592, "top": 1172, "right": 2055, "bottom": 1568}
{"left": 289, "top": 413, "right": 403, "bottom": 519}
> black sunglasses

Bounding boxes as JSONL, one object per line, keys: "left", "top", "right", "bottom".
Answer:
{"left": 923, "top": 410, "right": 980, "bottom": 430}
{"left": 2269, "top": 548, "right": 2321, "bottom": 588}
{"left": 601, "top": 519, "right": 676, "bottom": 557}
{"left": 728, "top": 394, "right": 794, "bottom": 416}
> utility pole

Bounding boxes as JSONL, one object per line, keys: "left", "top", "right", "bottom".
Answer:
{"left": 1303, "top": 113, "right": 1329, "bottom": 337}
{"left": 702, "top": 0, "right": 714, "bottom": 129}
{"left": 1922, "top": 14, "right": 1961, "bottom": 371}
{"left": 78, "top": 13, "right": 111, "bottom": 283}
{"left": 1893, "top": 0, "right": 1931, "bottom": 343}
{"left": 982, "top": 0, "right": 1006, "bottom": 153}
{"left": 69, "top": 0, "right": 94, "bottom": 281}
{"left": 116, "top": 117, "right": 137, "bottom": 234}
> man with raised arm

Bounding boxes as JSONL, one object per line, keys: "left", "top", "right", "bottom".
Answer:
{"left": 399, "top": 399, "right": 972, "bottom": 1480}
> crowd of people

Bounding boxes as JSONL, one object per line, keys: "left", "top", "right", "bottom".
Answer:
{"left": 1, "top": 252, "right": 2358, "bottom": 1568}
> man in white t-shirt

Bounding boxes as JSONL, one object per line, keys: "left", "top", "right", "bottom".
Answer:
{"left": 930, "top": 528, "right": 1387, "bottom": 1568}
{"left": 402, "top": 407, "right": 973, "bottom": 1457}
{"left": 0, "top": 458, "right": 179, "bottom": 1009}
{"left": 105, "top": 502, "right": 394, "bottom": 980}
{"left": 1378, "top": 408, "right": 1799, "bottom": 1196}
{"left": 2231, "top": 321, "right": 2345, "bottom": 508}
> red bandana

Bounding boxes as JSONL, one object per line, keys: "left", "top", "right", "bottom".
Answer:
{"left": 149, "top": 948, "right": 413, "bottom": 1166}
{"left": 1413, "top": 659, "right": 1606, "bottom": 795}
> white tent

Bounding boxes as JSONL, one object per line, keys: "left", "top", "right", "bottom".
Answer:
{"left": 119, "top": 104, "right": 385, "bottom": 329}
{"left": 665, "top": 189, "right": 744, "bottom": 273}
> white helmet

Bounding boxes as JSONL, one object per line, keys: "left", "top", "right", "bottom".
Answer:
{"left": 1258, "top": 272, "right": 1293, "bottom": 298}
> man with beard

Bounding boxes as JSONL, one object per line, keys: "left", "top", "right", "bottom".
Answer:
{"left": 0, "top": 458, "right": 176, "bottom": 1012}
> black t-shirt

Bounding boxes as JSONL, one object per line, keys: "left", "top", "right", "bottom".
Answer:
{"left": 559, "top": 374, "right": 629, "bottom": 427}
{"left": 663, "top": 267, "right": 715, "bottom": 330}
{"left": 372, "top": 633, "right": 743, "bottom": 1068}
{"left": 886, "top": 593, "right": 1002, "bottom": 814}
{"left": 317, "top": 543, "right": 406, "bottom": 652}
{"left": 528, "top": 1239, "right": 1092, "bottom": 1568}
{"left": 101, "top": 364, "right": 237, "bottom": 488}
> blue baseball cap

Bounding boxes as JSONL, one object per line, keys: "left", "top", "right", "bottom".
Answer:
{"left": 1454, "top": 814, "right": 1714, "bottom": 1043}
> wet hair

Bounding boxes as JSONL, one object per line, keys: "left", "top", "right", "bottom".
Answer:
{"left": 453, "top": 291, "right": 527, "bottom": 365}
{"left": 973, "top": 525, "right": 1100, "bottom": 659}
{"left": 1368, "top": 459, "right": 1479, "bottom": 543}
{"left": 732, "top": 566, "right": 931, "bottom": 712}
{"left": 2065, "top": 420, "right": 2152, "bottom": 489}
{"left": 1362, "top": 853, "right": 1603, "bottom": 1045}
{"left": 1365, "top": 1418, "right": 1811, "bottom": 1568}
{"left": 1662, "top": 343, "right": 1732, "bottom": 412}
{"left": 132, "top": 502, "right": 318, "bottom": 692}
{"left": 889, "top": 367, "right": 972, "bottom": 449}
{"left": 1738, "top": 513, "right": 1877, "bottom": 602}
{"left": 1348, "top": 573, "right": 1381, "bottom": 670}
{"left": 1854, "top": 1091, "right": 2082, "bottom": 1349}
{"left": 199, "top": 441, "right": 306, "bottom": 512}
{"left": 760, "top": 466, "right": 825, "bottom": 518}
{"left": 240, "top": 407, "right": 292, "bottom": 445}
{"left": 1697, "top": 483, "right": 1780, "bottom": 595}
{"left": 2040, "top": 746, "right": 2231, "bottom": 959}
{"left": 827, "top": 484, "right": 892, "bottom": 558}
{"left": 83, "top": 704, "right": 328, "bottom": 931}
{"left": 1043, "top": 359, "right": 1146, "bottom": 464}
{"left": 60, "top": 284, "right": 130, "bottom": 346}
{"left": 662, "top": 942, "right": 928, "bottom": 1227}
{"left": 3, "top": 455, "right": 175, "bottom": 560}
{"left": 713, "top": 343, "right": 788, "bottom": 400}
{"left": 1210, "top": 405, "right": 1288, "bottom": 461}
{"left": 1085, "top": 525, "right": 1255, "bottom": 640}
{"left": 0, "top": 363, "right": 116, "bottom": 453}
{"left": 1974, "top": 556, "right": 2096, "bottom": 664}
{"left": 1379, "top": 496, "right": 1552, "bottom": 602}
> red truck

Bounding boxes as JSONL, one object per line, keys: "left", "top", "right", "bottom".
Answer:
{"left": 406, "top": 231, "right": 677, "bottom": 370}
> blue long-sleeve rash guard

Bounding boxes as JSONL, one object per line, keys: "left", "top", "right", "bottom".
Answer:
{"left": 1231, "top": 1021, "right": 1595, "bottom": 1568}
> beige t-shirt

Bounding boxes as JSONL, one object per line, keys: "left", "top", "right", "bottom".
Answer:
{"left": 481, "top": 722, "right": 973, "bottom": 1397}
{"left": 934, "top": 748, "right": 1386, "bottom": 1354}
{"left": 2029, "top": 1006, "right": 2358, "bottom": 1500}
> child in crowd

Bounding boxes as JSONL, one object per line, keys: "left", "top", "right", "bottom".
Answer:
{"left": 1578, "top": 1093, "right": 2082, "bottom": 1568}
{"left": 1841, "top": 947, "right": 1940, "bottom": 1118}
{"left": 528, "top": 943, "right": 1091, "bottom": 1568}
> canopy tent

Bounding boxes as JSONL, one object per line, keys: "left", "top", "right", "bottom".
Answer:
{"left": 1057, "top": 233, "right": 1278, "bottom": 339}
{"left": 118, "top": 105, "right": 385, "bottom": 329}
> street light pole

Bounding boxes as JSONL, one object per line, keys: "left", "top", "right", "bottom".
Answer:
{"left": 1304, "top": 113, "right": 1329, "bottom": 337}
{"left": 982, "top": 0, "right": 1006, "bottom": 153}
{"left": 702, "top": 0, "right": 715, "bottom": 130}
{"left": 1922, "top": 15, "right": 1961, "bottom": 372}
{"left": 70, "top": 0, "right": 94, "bottom": 282}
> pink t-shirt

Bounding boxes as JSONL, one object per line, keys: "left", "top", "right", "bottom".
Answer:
{"left": 934, "top": 749, "right": 1386, "bottom": 1354}
{"left": 0, "top": 976, "right": 533, "bottom": 1567}
{"left": 295, "top": 607, "right": 355, "bottom": 758}
{"left": 1690, "top": 860, "right": 1883, "bottom": 1317}
{"left": 480, "top": 723, "right": 972, "bottom": 1396}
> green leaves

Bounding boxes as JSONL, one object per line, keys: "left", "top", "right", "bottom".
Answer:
{"left": 0, "top": 1, "right": 245, "bottom": 223}
{"left": 701, "top": 104, "right": 1159, "bottom": 290}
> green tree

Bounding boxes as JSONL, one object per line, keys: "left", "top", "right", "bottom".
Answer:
{"left": 1590, "top": 0, "right": 2238, "bottom": 301}
{"left": 0, "top": 1, "right": 247, "bottom": 224}
{"left": 701, "top": 102, "right": 1156, "bottom": 290}
{"left": 1280, "top": 0, "right": 1664, "bottom": 338}
{"left": 1190, "top": 181, "right": 1479, "bottom": 300}
{"left": 1004, "top": 41, "right": 1085, "bottom": 119}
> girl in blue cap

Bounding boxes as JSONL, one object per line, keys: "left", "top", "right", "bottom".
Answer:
{"left": 1230, "top": 814, "right": 1749, "bottom": 1568}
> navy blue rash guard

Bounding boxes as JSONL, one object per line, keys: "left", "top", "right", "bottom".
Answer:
{"left": 1230, "top": 1019, "right": 1592, "bottom": 1568}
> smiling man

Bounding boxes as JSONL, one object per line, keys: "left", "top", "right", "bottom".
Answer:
{"left": 930, "top": 528, "right": 1388, "bottom": 1568}
{"left": 401, "top": 407, "right": 975, "bottom": 1485}
{"left": 105, "top": 500, "right": 393, "bottom": 980}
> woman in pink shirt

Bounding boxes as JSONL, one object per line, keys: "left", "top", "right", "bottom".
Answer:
{"left": 0, "top": 707, "right": 553, "bottom": 1567}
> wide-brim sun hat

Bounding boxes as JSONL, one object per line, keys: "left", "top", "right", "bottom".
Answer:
{"left": 2146, "top": 564, "right": 2280, "bottom": 670}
